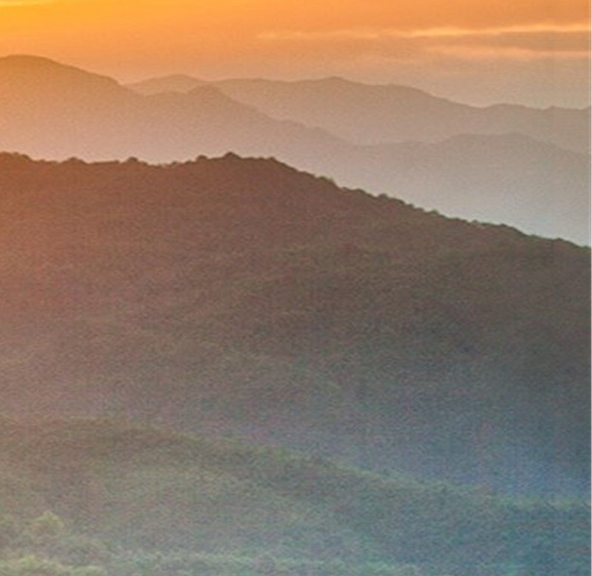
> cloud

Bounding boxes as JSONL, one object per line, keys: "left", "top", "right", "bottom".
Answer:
{"left": 433, "top": 32, "right": 589, "bottom": 55}
{"left": 258, "top": 22, "right": 590, "bottom": 61}
{"left": 259, "top": 22, "right": 590, "bottom": 42}
{"left": 411, "top": 24, "right": 590, "bottom": 60}
{"left": 398, "top": 22, "right": 590, "bottom": 37}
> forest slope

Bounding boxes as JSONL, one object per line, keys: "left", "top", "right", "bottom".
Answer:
{"left": 0, "top": 153, "right": 588, "bottom": 497}
{"left": 0, "top": 419, "right": 588, "bottom": 576}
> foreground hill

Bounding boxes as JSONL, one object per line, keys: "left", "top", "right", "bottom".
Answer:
{"left": 0, "top": 419, "right": 588, "bottom": 576}
{"left": 0, "top": 153, "right": 588, "bottom": 498}
{"left": 0, "top": 55, "right": 589, "bottom": 243}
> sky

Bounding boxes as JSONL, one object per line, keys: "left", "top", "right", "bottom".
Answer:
{"left": 0, "top": 0, "right": 589, "bottom": 107}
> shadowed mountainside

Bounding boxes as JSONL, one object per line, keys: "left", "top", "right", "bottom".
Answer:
{"left": 0, "top": 55, "right": 589, "bottom": 244}
{"left": 0, "top": 153, "right": 588, "bottom": 497}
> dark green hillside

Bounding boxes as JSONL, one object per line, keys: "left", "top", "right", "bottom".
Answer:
{"left": 0, "top": 152, "right": 588, "bottom": 496}
{"left": 0, "top": 419, "right": 588, "bottom": 576}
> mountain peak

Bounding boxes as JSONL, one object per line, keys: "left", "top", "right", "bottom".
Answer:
{"left": 0, "top": 54, "right": 64, "bottom": 68}
{"left": 0, "top": 54, "right": 103, "bottom": 76}
{"left": 0, "top": 53, "right": 124, "bottom": 91}
{"left": 128, "top": 73, "right": 205, "bottom": 94}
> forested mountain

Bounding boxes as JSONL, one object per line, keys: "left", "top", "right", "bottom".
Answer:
{"left": 0, "top": 419, "right": 588, "bottom": 576}
{"left": 0, "top": 153, "right": 588, "bottom": 498}
{"left": 0, "top": 55, "right": 588, "bottom": 244}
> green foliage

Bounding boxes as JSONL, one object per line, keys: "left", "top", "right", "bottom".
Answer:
{"left": 57, "top": 537, "right": 109, "bottom": 568}
{"left": 0, "top": 556, "right": 71, "bottom": 576}
{"left": 0, "top": 420, "right": 587, "bottom": 576}
{"left": 0, "top": 515, "right": 18, "bottom": 551}
{"left": 26, "top": 514, "right": 65, "bottom": 546}
{"left": 0, "top": 557, "right": 107, "bottom": 576}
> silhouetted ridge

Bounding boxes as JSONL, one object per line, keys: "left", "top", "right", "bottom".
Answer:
{"left": 130, "top": 73, "right": 206, "bottom": 94}
{"left": 0, "top": 55, "right": 588, "bottom": 243}
{"left": 0, "top": 54, "right": 125, "bottom": 95}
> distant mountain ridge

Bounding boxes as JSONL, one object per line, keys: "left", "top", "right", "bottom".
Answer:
{"left": 129, "top": 73, "right": 206, "bottom": 94}
{"left": 130, "top": 74, "right": 590, "bottom": 153}
{"left": 0, "top": 54, "right": 589, "bottom": 244}
{"left": 0, "top": 54, "right": 133, "bottom": 111}
{"left": 323, "top": 132, "right": 590, "bottom": 244}
{"left": 0, "top": 152, "right": 588, "bottom": 496}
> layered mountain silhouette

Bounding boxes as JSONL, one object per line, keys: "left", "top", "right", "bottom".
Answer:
{"left": 0, "top": 153, "right": 588, "bottom": 497}
{"left": 0, "top": 55, "right": 588, "bottom": 244}
{"left": 321, "top": 133, "right": 590, "bottom": 244}
{"left": 0, "top": 55, "right": 347, "bottom": 161}
{"left": 132, "top": 75, "right": 590, "bottom": 154}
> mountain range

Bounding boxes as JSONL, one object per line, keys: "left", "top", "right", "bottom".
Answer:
{"left": 0, "top": 54, "right": 588, "bottom": 244}
{"left": 131, "top": 75, "right": 590, "bottom": 154}
{"left": 0, "top": 152, "right": 588, "bottom": 498}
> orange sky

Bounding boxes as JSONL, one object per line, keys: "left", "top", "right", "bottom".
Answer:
{"left": 0, "top": 0, "right": 589, "bottom": 106}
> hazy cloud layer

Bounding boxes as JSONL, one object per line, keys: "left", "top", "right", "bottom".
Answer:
{"left": 259, "top": 24, "right": 590, "bottom": 59}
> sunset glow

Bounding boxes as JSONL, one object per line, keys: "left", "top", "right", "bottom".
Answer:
{"left": 0, "top": 0, "right": 589, "bottom": 105}
{"left": 0, "top": 0, "right": 589, "bottom": 571}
